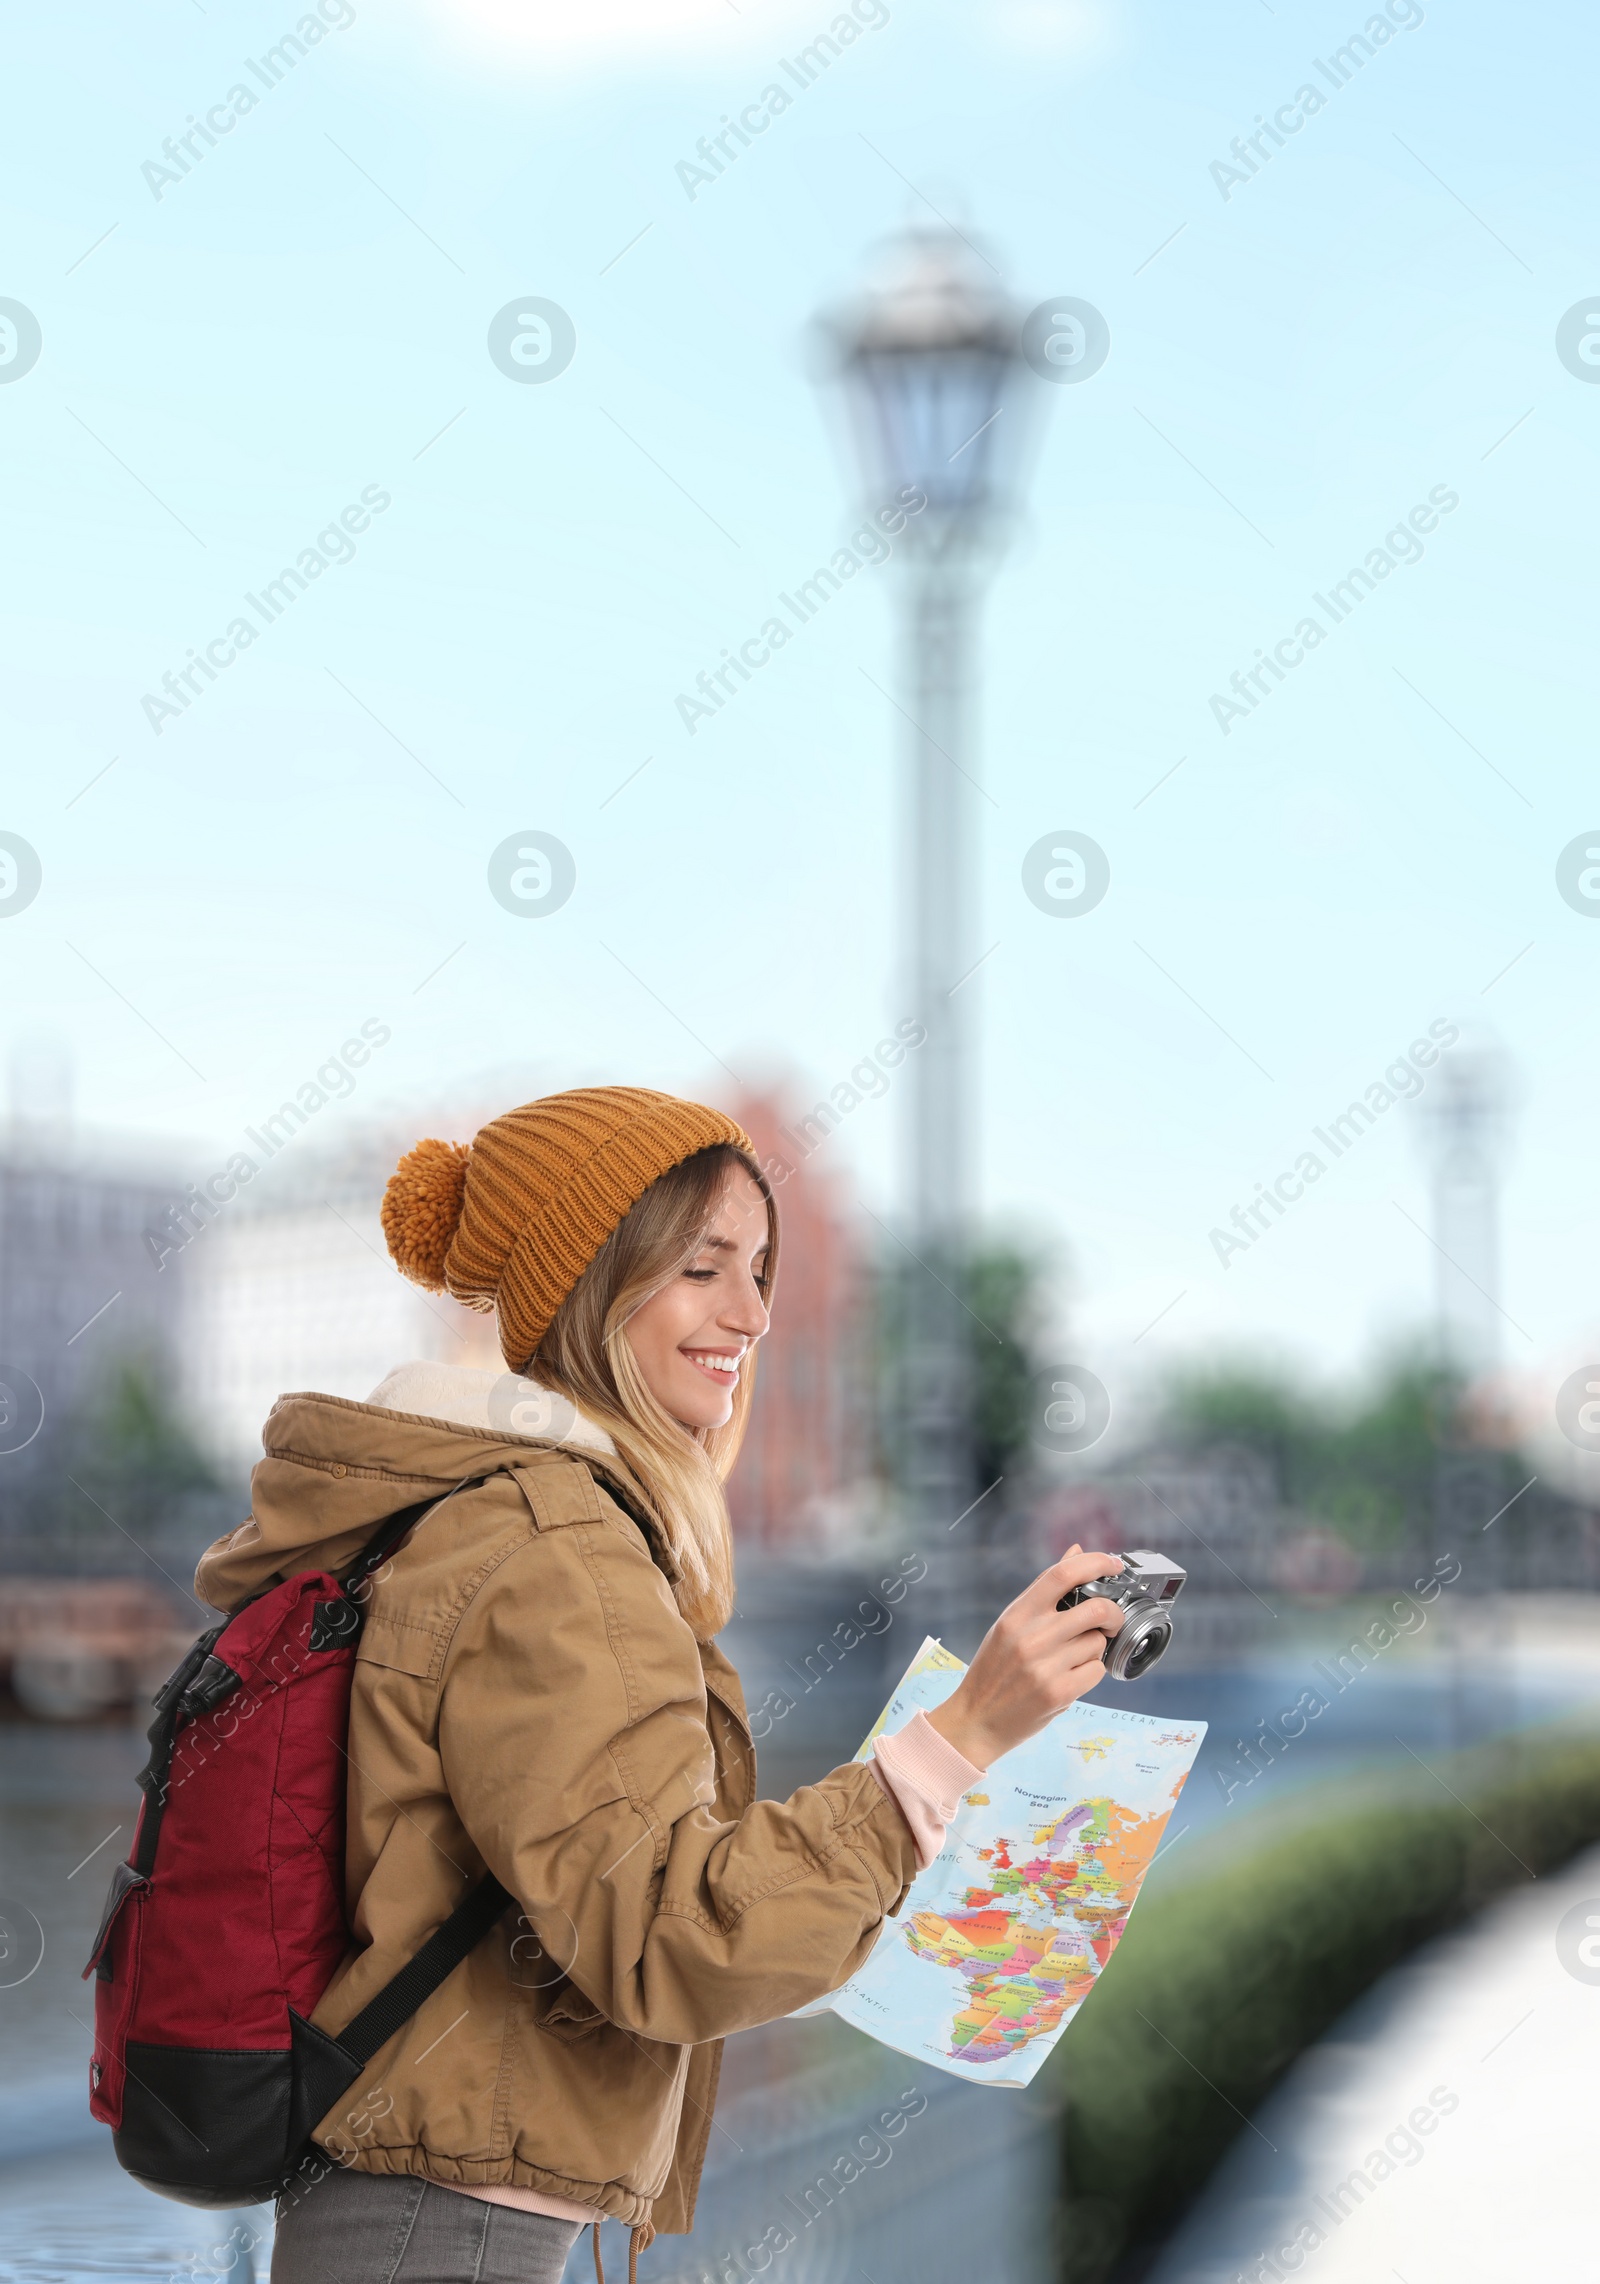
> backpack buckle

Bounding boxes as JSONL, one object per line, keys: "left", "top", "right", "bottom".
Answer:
{"left": 151, "top": 1626, "right": 226, "bottom": 1714}
{"left": 178, "top": 1654, "right": 241, "bottom": 1717}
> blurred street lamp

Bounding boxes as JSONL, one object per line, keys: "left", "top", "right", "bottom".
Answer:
{"left": 823, "top": 230, "right": 1040, "bottom": 1536}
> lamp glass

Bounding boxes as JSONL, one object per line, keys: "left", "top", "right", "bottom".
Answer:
{"left": 850, "top": 343, "right": 1014, "bottom": 522}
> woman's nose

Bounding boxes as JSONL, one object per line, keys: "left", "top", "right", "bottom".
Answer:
{"left": 724, "top": 1277, "right": 769, "bottom": 1338}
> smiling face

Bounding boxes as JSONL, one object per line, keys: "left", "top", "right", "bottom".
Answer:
{"left": 621, "top": 1164, "right": 772, "bottom": 1431}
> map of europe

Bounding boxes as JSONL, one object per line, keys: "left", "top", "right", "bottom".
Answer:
{"left": 798, "top": 1639, "right": 1206, "bottom": 2086}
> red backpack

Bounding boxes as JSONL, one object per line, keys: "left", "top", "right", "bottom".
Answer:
{"left": 84, "top": 1493, "right": 511, "bottom": 2207}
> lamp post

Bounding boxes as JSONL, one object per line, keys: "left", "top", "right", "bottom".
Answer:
{"left": 1421, "top": 1043, "right": 1513, "bottom": 1617}
{"left": 826, "top": 230, "right": 1034, "bottom": 1537}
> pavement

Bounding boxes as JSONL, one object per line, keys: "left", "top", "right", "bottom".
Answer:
{"left": 1143, "top": 1836, "right": 1600, "bottom": 2283}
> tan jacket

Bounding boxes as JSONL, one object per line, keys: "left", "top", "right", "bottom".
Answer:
{"left": 194, "top": 1372, "right": 918, "bottom": 2236}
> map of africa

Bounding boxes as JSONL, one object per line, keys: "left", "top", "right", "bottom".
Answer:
{"left": 799, "top": 1638, "right": 1206, "bottom": 2086}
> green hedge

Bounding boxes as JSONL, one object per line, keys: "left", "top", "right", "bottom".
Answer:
{"left": 1050, "top": 1724, "right": 1600, "bottom": 2281}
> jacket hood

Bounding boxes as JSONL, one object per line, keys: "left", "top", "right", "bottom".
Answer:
{"left": 194, "top": 1362, "right": 649, "bottom": 1615}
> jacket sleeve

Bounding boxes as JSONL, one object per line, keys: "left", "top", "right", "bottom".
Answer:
{"left": 436, "top": 1484, "right": 920, "bottom": 2047}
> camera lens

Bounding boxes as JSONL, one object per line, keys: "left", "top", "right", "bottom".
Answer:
{"left": 1107, "top": 1602, "right": 1171, "bottom": 1681}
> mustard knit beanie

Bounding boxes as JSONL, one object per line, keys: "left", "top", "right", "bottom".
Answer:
{"left": 380, "top": 1086, "right": 753, "bottom": 1371}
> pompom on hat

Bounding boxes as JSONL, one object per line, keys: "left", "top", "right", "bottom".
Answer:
{"left": 380, "top": 1087, "right": 754, "bottom": 1371}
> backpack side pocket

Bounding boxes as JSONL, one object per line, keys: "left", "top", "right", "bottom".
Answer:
{"left": 85, "top": 1862, "right": 150, "bottom": 2128}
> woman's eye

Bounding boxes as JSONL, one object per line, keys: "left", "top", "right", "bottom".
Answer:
{"left": 684, "top": 1266, "right": 717, "bottom": 1282}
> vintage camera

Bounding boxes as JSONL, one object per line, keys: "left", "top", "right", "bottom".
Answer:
{"left": 1056, "top": 1550, "right": 1187, "bottom": 1681}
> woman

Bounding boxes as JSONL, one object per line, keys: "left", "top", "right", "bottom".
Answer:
{"left": 195, "top": 1087, "right": 1122, "bottom": 2283}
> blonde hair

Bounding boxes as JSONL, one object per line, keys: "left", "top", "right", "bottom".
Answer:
{"left": 529, "top": 1144, "right": 777, "bottom": 1638}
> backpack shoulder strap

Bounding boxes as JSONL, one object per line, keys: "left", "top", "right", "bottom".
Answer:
{"left": 332, "top": 1872, "right": 514, "bottom": 2067}
{"left": 319, "top": 1483, "right": 518, "bottom": 2069}
{"left": 340, "top": 1492, "right": 448, "bottom": 1592}
{"left": 133, "top": 1493, "right": 447, "bottom": 1875}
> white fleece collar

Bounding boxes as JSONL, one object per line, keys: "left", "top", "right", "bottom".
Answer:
{"left": 365, "top": 1361, "right": 617, "bottom": 1457}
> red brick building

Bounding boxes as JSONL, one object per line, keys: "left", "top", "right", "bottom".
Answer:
{"left": 722, "top": 1090, "right": 876, "bottom": 1550}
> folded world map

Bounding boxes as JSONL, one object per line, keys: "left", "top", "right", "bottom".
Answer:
{"left": 798, "top": 1637, "right": 1206, "bottom": 2087}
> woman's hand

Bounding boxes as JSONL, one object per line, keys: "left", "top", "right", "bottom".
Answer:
{"left": 925, "top": 1547, "right": 1124, "bottom": 1770}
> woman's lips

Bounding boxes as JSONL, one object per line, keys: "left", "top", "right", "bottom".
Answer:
{"left": 683, "top": 1351, "right": 740, "bottom": 1385}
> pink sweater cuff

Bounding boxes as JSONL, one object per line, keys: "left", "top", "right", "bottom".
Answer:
{"left": 869, "top": 1710, "right": 986, "bottom": 1871}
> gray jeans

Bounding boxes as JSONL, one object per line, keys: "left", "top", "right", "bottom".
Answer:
{"left": 271, "top": 2167, "right": 584, "bottom": 2284}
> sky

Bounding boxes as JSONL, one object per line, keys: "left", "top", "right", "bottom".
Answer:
{"left": 3, "top": 0, "right": 1599, "bottom": 1453}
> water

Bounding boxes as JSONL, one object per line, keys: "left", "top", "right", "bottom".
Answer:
{"left": 0, "top": 1722, "right": 148, "bottom": 2115}
{"left": 0, "top": 2150, "right": 266, "bottom": 2284}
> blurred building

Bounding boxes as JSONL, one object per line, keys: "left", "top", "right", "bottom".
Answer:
{"left": 723, "top": 1090, "right": 879, "bottom": 1552}
{"left": 0, "top": 1118, "right": 187, "bottom": 1567}
{"left": 183, "top": 1090, "right": 885, "bottom": 1534}
{"left": 178, "top": 1128, "right": 499, "bottom": 1478}
{"left": 0, "top": 1072, "right": 886, "bottom": 1537}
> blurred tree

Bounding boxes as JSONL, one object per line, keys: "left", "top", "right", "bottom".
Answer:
{"left": 966, "top": 1244, "right": 1050, "bottom": 1502}
{"left": 1158, "top": 1355, "right": 1477, "bottom": 1553}
{"left": 1161, "top": 1368, "right": 1307, "bottom": 1492}
{"left": 57, "top": 1348, "right": 220, "bottom": 1571}
{"left": 874, "top": 1237, "right": 1051, "bottom": 1532}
